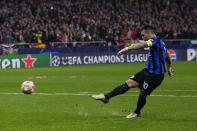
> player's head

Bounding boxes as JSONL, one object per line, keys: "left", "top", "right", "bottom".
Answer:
{"left": 141, "top": 25, "right": 156, "bottom": 41}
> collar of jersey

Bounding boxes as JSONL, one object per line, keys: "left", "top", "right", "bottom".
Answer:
{"left": 152, "top": 36, "right": 158, "bottom": 40}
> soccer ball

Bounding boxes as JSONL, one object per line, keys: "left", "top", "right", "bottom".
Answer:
{"left": 21, "top": 81, "right": 35, "bottom": 94}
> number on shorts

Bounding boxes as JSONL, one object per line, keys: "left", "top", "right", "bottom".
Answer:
{"left": 143, "top": 81, "right": 148, "bottom": 89}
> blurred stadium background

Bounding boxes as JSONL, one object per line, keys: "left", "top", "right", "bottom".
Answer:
{"left": 0, "top": 0, "right": 196, "bottom": 131}
{"left": 0, "top": 0, "right": 196, "bottom": 50}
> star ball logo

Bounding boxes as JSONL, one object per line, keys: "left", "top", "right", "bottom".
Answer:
{"left": 22, "top": 54, "right": 37, "bottom": 68}
{"left": 51, "top": 55, "right": 61, "bottom": 66}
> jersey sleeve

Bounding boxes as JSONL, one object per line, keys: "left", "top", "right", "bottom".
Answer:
{"left": 146, "top": 39, "right": 157, "bottom": 47}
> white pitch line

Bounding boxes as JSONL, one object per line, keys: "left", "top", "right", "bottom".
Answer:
{"left": 123, "top": 94, "right": 197, "bottom": 97}
{"left": 80, "top": 90, "right": 197, "bottom": 94}
{"left": 0, "top": 92, "right": 196, "bottom": 98}
{"left": 128, "top": 89, "right": 197, "bottom": 92}
{"left": 153, "top": 90, "right": 197, "bottom": 92}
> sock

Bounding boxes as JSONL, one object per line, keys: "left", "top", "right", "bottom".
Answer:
{"left": 134, "top": 94, "right": 147, "bottom": 114}
{"left": 105, "top": 83, "right": 129, "bottom": 99}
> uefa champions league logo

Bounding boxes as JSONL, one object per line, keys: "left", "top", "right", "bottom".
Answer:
{"left": 51, "top": 56, "right": 61, "bottom": 66}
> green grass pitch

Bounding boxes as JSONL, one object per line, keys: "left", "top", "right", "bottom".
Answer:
{"left": 0, "top": 61, "right": 196, "bottom": 131}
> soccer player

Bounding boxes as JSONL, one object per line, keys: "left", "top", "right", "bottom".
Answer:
{"left": 92, "top": 25, "right": 174, "bottom": 118}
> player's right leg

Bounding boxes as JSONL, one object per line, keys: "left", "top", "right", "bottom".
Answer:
{"left": 92, "top": 79, "right": 139, "bottom": 103}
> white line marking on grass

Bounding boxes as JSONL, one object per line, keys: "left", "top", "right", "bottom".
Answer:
{"left": 128, "top": 90, "right": 197, "bottom": 92}
{"left": 80, "top": 90, "right": 197, "bottom": 94}
{"left": 154, "top": 90, "right": 197, "bottom": 92}
{"left": 0, "top": 92, "right": 197, "bottom": 98}
{"left": 124, "top": 94, "right": 197, "bottom": 97}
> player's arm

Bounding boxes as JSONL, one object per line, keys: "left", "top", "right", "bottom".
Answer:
{"left": 166, "top": 50, "right": 174, "bottom": 78}
{"left": 117, "top": 43, "right": 148, "bottom": 57}
{"left": 117, "top": 40, "right": 151, "bottom": 57}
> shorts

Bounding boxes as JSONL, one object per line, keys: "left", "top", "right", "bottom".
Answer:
{"left": 130, "top": 69, "right": 164, "bottom": 95}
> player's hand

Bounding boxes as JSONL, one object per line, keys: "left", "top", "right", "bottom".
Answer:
{"left": 117, "top": 47, "right": 128, "bottom": 57}
{"left": 167, "top": 66, "right": 174, "bottom": 78}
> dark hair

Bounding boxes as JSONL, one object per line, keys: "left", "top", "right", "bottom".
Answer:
{"left": 141, "top": 25, "right": 155, "bottom": 33}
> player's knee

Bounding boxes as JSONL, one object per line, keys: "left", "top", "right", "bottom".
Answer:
{"left": 139, "top": 90, "right": 147, "bottom": 97}
{"left": 126, "top": 79, "right": 139, "bottom": 88}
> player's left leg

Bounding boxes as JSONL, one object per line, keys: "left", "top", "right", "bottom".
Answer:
{"left": 126, "top": 90, "right": 147, "bottom": 118}
{"left": 127, "top": 74, "right": 164, "bottom": 118}
{"left": 134, "top": 90, "right": 147, "bottom": 115}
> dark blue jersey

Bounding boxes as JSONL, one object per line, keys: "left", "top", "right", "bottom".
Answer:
{"left": 144, "top": 36, "right": 167, "bottom": 74}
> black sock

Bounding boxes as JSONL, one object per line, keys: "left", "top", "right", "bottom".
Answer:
{"left": 134, "top": 94, "right": 147, "bottom": 114}
{"left": 105, "top": 83, "right": 129, "bottom": 99}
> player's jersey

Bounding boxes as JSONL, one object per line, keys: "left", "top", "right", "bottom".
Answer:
{"left": 144, "top": 36, "right": 167, "bottom": 74}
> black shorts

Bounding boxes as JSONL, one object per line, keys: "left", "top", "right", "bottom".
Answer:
{"left": 130, "top": 69, "right": 164, "bottom": 95}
